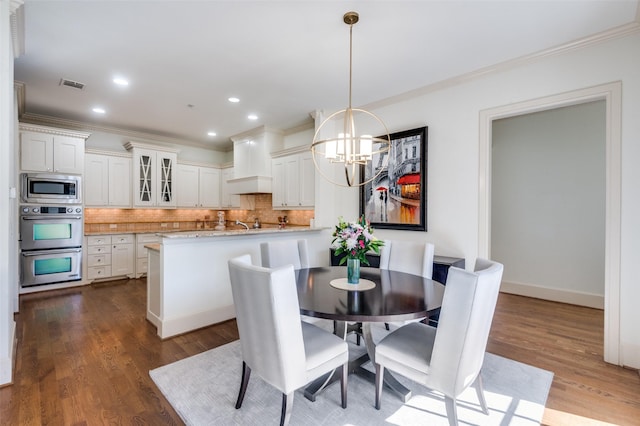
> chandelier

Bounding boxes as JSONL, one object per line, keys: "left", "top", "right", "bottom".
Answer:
{"left": 310, "top": 11, "right": 390, "bottom": 187}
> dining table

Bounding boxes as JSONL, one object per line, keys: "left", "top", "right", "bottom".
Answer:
{"left": 295, "top": 266, "right": 445, "bottom": 402}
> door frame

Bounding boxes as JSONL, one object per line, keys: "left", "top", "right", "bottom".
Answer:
{"left": 478, "top": 81, "right": 622, "bottom": 365}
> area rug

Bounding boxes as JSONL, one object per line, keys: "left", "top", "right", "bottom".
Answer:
{"left": 150, "top": 329, "right": 553, "bottom": 425}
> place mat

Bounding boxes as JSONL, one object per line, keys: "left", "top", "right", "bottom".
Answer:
{"left": 329, "top": 278, "right": 376, "bottom": 291}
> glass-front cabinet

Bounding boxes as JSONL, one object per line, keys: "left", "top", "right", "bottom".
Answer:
{"left": 125, "top": 142, "right": 178, "bottom": 208}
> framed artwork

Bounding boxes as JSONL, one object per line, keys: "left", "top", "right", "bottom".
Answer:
{"left": 359, "top": 126, "right": 427, "bottom": 231}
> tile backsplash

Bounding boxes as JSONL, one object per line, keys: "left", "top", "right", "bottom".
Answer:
{"left": 84, "top": 193, "right": 314, "bottom": 233}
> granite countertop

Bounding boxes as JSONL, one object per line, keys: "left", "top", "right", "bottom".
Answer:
{"left": 158, "top": 226, "right": 322, "bottom": 239}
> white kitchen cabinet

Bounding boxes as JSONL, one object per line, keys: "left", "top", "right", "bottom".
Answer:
{"left": 111, "top": 234, "right": 135, "bottom": 277}
{"left": 84, "top": 152, "right": 131, "bottom": 207}
{"left": 135, "top": 233, "right": 161, "bottom": 278}
{"left": 125, "top": 142, "right": 178, "bottom": 208}
{"left": 86, "top": 235, "right": 112, "bottom": 281}
{"left": 220, "top": 167, "right": 241, "bottom": 208}
{"left": 271, "top": 158, "right": 285, "bottom": 208}
{"left": 176, "top": 164, "right": 221, "bottom": 208}
{"left": 298, "top": 151, "right": 315, "bottom": 207}
{"left": 86, "top": 234, "right": 135, "bottom": 281}
{"left": 19, "top": 125, "right": 89, "bottom": 174}
{"left": 271, "top": 150, "right": 315, "bottom": 209}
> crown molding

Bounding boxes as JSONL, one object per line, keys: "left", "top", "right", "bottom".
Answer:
{"left": 85, "top": 148, "right": 132, "bottom": 158}
{"left": 283, "top": 118, "right": 314, "bottom": 136}
{"left": 229, "top": 125, "right": 284, "bottom": 143}
{"left": 271, "top": 145, "right": 310, "bottom": 158}
{"left": 365, "top": 20, "right": 640, "bottom": 111}
{"left": 10, "top": 1, "right": 24, "bottom": 57}
{"left": 18, "top": 122, "right": 90, "bottom": 139}
{"left": 124, "top": 141, "right": 180, "bottom": 154}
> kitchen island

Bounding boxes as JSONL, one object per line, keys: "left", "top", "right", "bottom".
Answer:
{"left": 145, "top": 226, "right": 331, "bottom": 338}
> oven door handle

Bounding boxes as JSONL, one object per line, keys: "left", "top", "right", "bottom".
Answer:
{"left": 22, "top": 216, "right": 83, "bottom": 221}
{"left": 21, "top": 248, "right": 82, "bottom": 256}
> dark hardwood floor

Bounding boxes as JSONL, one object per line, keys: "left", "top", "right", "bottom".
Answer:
{"left": 1, "top": 278, "right": 638, "bottom": 425}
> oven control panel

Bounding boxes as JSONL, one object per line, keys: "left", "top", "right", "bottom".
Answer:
{"left": 21, "top": 205, "right": 83, "bottom": 215}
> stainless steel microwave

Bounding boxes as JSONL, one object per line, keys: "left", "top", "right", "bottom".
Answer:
{"left": 21, "top": 173, "right": 82, "bottom": 204}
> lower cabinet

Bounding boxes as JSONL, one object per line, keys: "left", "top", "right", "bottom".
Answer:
{"left": 86, "top": 235, "right": 112, "bottom": 280}
{"left": 86, "top": 234, "right": 135, "bottom": 282}
{"left": 111, "top": 234, "right": 135, "bottom": 277}
{"left": 136, "top": 233, "right": 161, "bottom": 278}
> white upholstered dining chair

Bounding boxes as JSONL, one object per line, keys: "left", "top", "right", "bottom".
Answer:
{"left": 260, "top": 239, "right": 310, "bottom": 270}
{"left": 228, "top": 254, "right": 348, "bottom": 426}
{"left": 379, "top": 239, "right": 435, "bottom": 327}
{"left": 373, "top": 258, "right": 504, "bottom": 426}
{"left": 379, "top": 239, "right": 435, "bottom": 279}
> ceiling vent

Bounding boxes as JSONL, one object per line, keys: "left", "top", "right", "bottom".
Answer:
{"left": 59, "top": 78, "right": 85, "bottom": 90}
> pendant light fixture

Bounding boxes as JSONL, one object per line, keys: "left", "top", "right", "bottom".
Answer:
{"left": 311, "top": 11, "right": 391, "bottom": 187}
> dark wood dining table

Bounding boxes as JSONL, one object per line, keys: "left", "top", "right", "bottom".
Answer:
{"left": 295, "top": 266, "right": 445, "bottom": 402}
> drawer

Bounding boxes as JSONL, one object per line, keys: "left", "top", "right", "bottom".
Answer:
{"left": 88, "top": 253, "right": 112, "bottom": 267}
{"left": 112, "top": 234, "right": 135, "bottom": 244}
{"left": 137, "top": 233, "right": 161, "bottom": 243}
{"left": 87, "top": 235, "right": 112, "bottom": 246}
{"left": 88, "top": 245, "right": 112, "bottom": 255}
{"left": 88, "top": 266, "right": 111, "bottom": 280}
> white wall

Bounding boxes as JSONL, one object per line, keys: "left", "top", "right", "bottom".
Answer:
{"left": 86, "top": 130, "right": 229, "bottom": 164}
{"left": 314, "top": 31, "right": 640, "bottom": 368}
{"left": 283, "top": 126, "right": 313, "bottom": 150}
{"left": 0, "top": 0, "right": 19, "bottom": 386}
{"left": 492, "top": 101, "right": 606, "bottom": 302}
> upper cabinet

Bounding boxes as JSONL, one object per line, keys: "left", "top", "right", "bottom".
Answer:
{"left": 84, "top": 151, "right": 131, "bottom": 207}
{"left": 19, "top": 124, "right": 90, "bottom": 174}
{"left": 176, "top": 164, "right": 221, "bottom": 208}
{"left": 271, "top": 149, "right": 315, "bottom": 209}
{"left": 125, "top": 142, "right": 179, "bottom": 208}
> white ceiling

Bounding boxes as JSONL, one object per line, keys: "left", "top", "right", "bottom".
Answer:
{"left": 14, "top": 1, "right": 639, "bottom": 151}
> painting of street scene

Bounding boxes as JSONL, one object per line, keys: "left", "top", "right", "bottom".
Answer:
{"left": 360, "top": 126, "right": 427, "bottom": 231}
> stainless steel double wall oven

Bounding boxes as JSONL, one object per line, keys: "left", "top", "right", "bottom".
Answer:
{"left": 19, "top": 173, "right": 84, "bottom": 287}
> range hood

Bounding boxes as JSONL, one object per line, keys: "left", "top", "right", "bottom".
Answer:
{"left": 227, "top": 176, "right": 272, "bottom": 194}
{"left": 229, "top": 126, "right": 283, "bottom": 194}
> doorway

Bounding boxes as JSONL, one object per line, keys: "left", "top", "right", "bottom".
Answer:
{"left": 491, "top": 100, "right": 605, "bottom": 307}
{"left": 478, "top": 82, "right": 622, "bottom": 365}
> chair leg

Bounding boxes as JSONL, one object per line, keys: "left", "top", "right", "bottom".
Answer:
{"left": 340, "top": 362, "right": 348, "bottom": 408}
{"left": 374, "top": 363, "right": 384, "bottom": 409}
{"left": 235, "top": 361, "right": 251, "bottom": 409}
{"left": 280, "top": 392, "right": 294, "bottom": 426}
{"left": 474, "top": 372, "right": 489, "bottom": 415}
{"left": 444, "top": 396, "right": 458, "bottom": 426}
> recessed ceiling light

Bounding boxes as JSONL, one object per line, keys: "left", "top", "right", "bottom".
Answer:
{"left": 113, "top": 77, "right": 129, "bottom": 86}
{"left": 228, "top": 97, "right": 240, "bottom": 103}
{"left": 248, "top": 114, "right": 258, "bottom": 120}
{"left": 92, "top": 107, "right": 106, "bottom": 114}
{"left": 207, "top": 131, "right": 217, "bottom": 137}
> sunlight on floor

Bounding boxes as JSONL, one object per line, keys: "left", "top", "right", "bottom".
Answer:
{"left": 543, "top": 408, "right": 620, "bottom": 426}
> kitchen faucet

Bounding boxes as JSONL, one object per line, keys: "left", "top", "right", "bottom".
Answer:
{"left": 235, "top": 220, "right": 249, "bottom": 230}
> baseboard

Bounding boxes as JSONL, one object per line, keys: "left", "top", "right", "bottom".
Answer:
{"left": 0, "top": 321, "right": 16, "bottom": 386}
{"left": 155, "top": 305, "right": 236, "bottom": 339}
{"left": 19, "top": 279, "right": 88, "bottom": 294}
{"left": 500, "top": 280, "right": 604, "bottom": 309}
